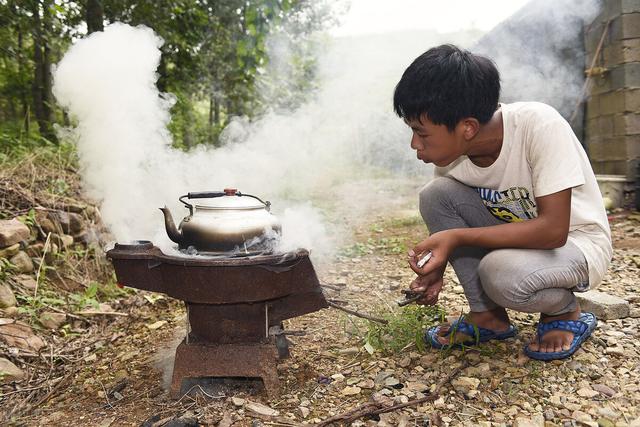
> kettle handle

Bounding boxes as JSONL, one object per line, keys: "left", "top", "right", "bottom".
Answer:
{"left": 178, "top": 190, "right": 271, "bottom": 213}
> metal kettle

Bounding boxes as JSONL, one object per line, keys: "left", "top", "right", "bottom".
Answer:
{"left": 160, "top": 189, "right": 281, "bottom": 253}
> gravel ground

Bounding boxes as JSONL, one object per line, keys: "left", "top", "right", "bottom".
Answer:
{"left": 26, "top": 180, "right": 640, "bottom": 427}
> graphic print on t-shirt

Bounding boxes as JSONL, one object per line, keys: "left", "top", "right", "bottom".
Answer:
{"left": 475, "top": 186, "right": 537, "bottom": 223}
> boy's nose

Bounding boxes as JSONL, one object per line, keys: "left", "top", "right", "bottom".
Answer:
{"left": 410, "top": 134, "right": 422, "bottom": 150}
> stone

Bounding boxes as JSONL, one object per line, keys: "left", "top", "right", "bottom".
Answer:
{"left": 74, "top": 229, "right": 99, "bottom": 246}
{"left": 571, "top": 410, "right": 595, "bottom": 425}
{"left": 577, "top": 387, "right": 599, "bottom": 398}
{"left": 597, "top": 406, "right": 619, "bottom": 419}
{"left": 0, "top": 357, "right": 24, "bottom": 383}
{"left": 0, "top": 284, "right": 16, "bottom": 309}
{"left": 9, "top": 252, "right": 34, "bottom": 273}
{"left": 465, "top": 362, "right": 492, "bottom": 378}
{"left": 513, "top": 415, "right": 545, "bottom": 427}
{"left": 39, "top": 312, "right": 66, "bottom": 330}
{"left": 27, "top": 242, "right": 59, "bottom": 263}
{"left": 245, "top": 401, "right": 279, "bottom": 417}
{"left": 146, "top": 320, "right": 167, "bottom": 330}
{"left": 576, "top": 291, "right": 629, "bottom": 320}
{"left": 341, "top": 385, "right": 361, "bottom": 396}
{"left": 384, "top": 376, "right": 399, "bottom": 387}
{"left": 543, "top": 409, "right": 555, "bottom": 420}
{"left": 231, "top": 397, "right": 245, "bottom": 407}
{"left": 337, "top": 347, "right": 359, "bottom": 355}
{"left": 14, "top": 275, "right": 37, "bottom": 291}
{"left": 51, "top": 234, "right": 74, "bottom": 250}
{"left": 605, "top": 346, "right": 625, "bottom": 356}
{"left": 218, "top": 413, "right": 232, "bottom": 427}
{"left": 0, "top": 319, "right": 46, "bottom": 352}
{"left": 592, "top": 383, "right": 616, "bottom": 397}
{"left": 374, "top": 371, "right": 393, "bottom": 385}
{"left": 0, "top": 219, "right": 30, "bottom": 248}
{"left": 596, "top": 418, "right": 615, "bottom": 427}
{"left": 331, "top": 373, "right": 345, "bottom": 382}
{"left": 357, "top": 378, "right": 375, "bottom": 389}
{"left": 0, "top": 243, "right": 20, "bottom": 259}
{"left": 2, "top": 307, "right": 19, "bottom": 317}
{"left": 68, "top": 212, "right": 85, "bottom": 234}
{"left": 451, "top": 376, "right": 480, "bottom": 394}
{"left": 35, "top": 209, "right": 60, "bottom": 234}
{"left": 48, "top": 211, "right": 71, "bottom": 234}
{"left": 299, "top": 406, "right": 310, "bottom": 418}
{"left": 398, "top": 356, "right": 411, "bottom": 368}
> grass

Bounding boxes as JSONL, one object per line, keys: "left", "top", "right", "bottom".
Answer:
{"left": 359, "top": 304, "right": 447, "bottom": 354}
{"left": 0, "top": 140, "right": 80, "bottom": 218}
{"left": 339, "top": 237, "right": 408, "bottom": 257}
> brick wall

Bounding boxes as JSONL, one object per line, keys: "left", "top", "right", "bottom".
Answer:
{"left": 585, "top": 0, "right": 640, "bottom": 179}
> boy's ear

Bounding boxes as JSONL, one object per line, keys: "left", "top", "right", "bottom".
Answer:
{"left": 462, "top": 118, "right": 480, "bottom": 140}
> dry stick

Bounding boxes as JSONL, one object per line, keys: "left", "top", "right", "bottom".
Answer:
{"left": 34, "top": 231, "right": 52, "bottom": 299}
{"left": 326, "top": 300, "right": 388, "bottom": 324}
{"left": 569, "top": 19, "right": 611, "bottom": 125}
{"left": 74, "top": 310, "right": 129, "bottom": 317}
{"left": 320, "top": 283, "right": 346, "bottom": 291}
{"left": 315, "top": 362, "right": 468, "bottom": 427}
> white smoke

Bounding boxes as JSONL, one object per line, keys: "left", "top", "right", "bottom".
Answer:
{"left": 473, "top": 0, "right": 602, "bottom": 122}
{"left": 53, "top": 1, "right": 601, "bottom": 262}
{"left": 53, "top": 23, "right": 479, "bottom": 261}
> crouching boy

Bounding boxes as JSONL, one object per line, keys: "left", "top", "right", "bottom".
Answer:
{"left": 393, "top": 44, "right": 612, "bottom": 360}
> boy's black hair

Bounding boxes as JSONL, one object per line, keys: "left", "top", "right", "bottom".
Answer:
{"left": 393, "top": 44, "right": 500, "bottom": 131}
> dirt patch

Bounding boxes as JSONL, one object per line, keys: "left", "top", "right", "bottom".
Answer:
{"left": 7, "top": 192, "right": 640, "bottom": 426}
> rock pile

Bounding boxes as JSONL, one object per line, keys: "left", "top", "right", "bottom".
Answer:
{"left": 0, "top": 205, "right": 104, "bottom": 273}
{"left": 0, "top": 205, "right": 108, "bottom": 383}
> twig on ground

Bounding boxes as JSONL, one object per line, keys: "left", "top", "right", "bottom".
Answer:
{"left": 326, "top": 300, "right": 388, "bottom": 324}
{"left": 34, "top": 231, "right": 51, "bottom": 298}
{"left": 74, "top": 310, "right": 129, "bottom": 317}
{"left": 315, "top": 361, "right": 468, "bottom": 426}
{"left": 320, "top": 283, "right": 346, "bottom": 291}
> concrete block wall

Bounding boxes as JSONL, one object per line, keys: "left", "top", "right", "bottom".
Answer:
{"left": 585, "top": 0, "right": 640, "bottom": 179}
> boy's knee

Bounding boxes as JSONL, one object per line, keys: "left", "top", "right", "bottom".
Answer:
{"left": 418, "top": 177, "right": 460, "bottom": 220}
{"left": 479, "top": 251, "right": 531, "bottom": 309}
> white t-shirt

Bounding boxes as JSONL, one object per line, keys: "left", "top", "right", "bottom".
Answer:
{"left": 435, "top": 102, "right": 612, "bottom": 288}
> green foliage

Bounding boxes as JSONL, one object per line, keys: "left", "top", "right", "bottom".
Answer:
{"left": 0, "top": 258, "right": 16, "bottom": 282}
{"left": 17, "top": 209, "right": 37, "bottom": 228}
{"left": 16, "top": 291, "right": 66, "bottom": 324}
{"left": 363, "top": 304, "right": 447, "bottom": 354}
{"left": 340, "top": 237, "right": 407, "bottom": 257}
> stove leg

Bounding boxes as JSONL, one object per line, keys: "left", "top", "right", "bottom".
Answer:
{"left": 170, "top": 339, "right": 281, "bottom": 399}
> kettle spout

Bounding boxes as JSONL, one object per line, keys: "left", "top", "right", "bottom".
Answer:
{"left": 159, "top": 207, "right": 183, "bottom": 244}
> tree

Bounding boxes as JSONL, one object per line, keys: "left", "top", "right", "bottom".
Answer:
{"left": 86, "top": 0, "right": 103, "bottom": 33}
{"left": 0, "top": 0, "right": 336, "bottom": 151}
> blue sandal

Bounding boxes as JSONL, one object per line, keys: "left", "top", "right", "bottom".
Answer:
{"left": 426, "top": 318, "right": 518, "bottom": 349}
{"left": 524, "top": 312, "right": 597, "bottom": 361}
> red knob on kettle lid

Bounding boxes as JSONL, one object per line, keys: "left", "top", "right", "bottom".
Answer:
{"left": 223, "top": 188, "right": 237, "bottom": 196}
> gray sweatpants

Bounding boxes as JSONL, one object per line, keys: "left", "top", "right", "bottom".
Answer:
{"left": 419, "top": 177, "right": 589, "bottom": 316}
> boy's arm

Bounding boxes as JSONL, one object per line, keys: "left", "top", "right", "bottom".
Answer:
{"left": 410, "top": 188, "right": 571, "bottom": 276}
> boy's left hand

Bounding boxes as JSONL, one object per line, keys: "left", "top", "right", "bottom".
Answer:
{"left": 408, "top": 229, "right": 459, "bottom": 276}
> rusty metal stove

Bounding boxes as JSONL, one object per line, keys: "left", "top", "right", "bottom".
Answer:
{"left": 106, "top": 241, "right": 327, "bottom": 398}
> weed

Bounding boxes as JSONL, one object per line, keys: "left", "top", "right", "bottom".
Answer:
{"left": 387, "top": 216, "right": 425, "bottom": 229}
{"left": 362, "top": 304, "right": 447, "bottom": 354}
{"left": 17, "top": 209, "right": 37, "bottom": 228}
{"left": 0, "top": 258, "right": 15, "bottom": 282}
{"left": 69, "top": 282, "right": 100, "bottom": 310}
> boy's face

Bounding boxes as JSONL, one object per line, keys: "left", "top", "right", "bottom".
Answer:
{"left": 406, "top": 115, "right": 466, "bottom": 167}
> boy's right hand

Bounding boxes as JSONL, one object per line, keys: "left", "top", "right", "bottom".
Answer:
{"left": 409, "top": 269, "right": 444, "bottom": 305}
